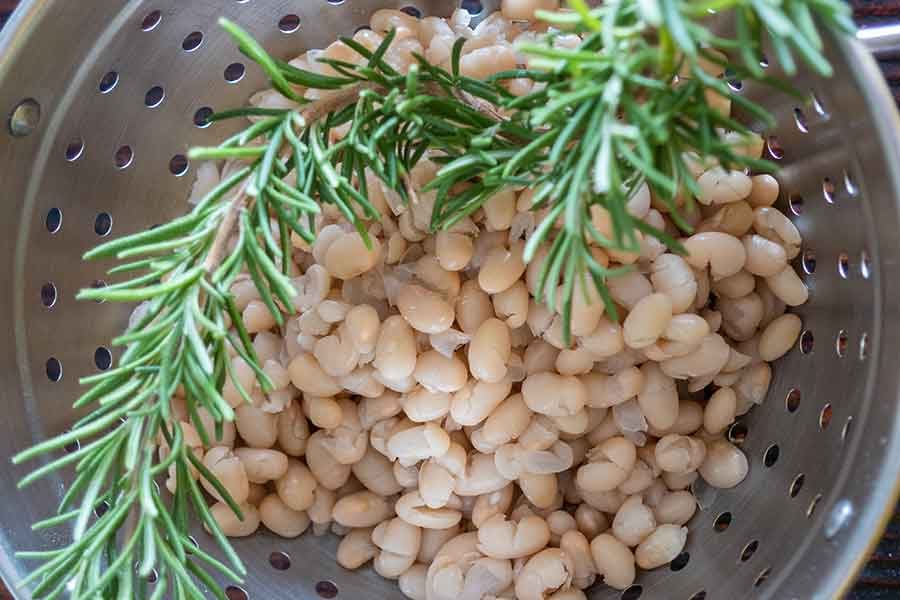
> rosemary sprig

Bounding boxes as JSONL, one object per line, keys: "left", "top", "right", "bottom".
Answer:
{"left": 12, "top": 2, "right": 852, "bottom": 598}
{"left": 429, "top": 0, "right": 853, "bottom": 343}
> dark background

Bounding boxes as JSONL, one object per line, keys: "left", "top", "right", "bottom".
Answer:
{"left": 1, "top": 0, "right": 899, "bottom": 598}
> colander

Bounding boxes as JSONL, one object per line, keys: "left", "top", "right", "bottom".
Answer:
{"left": 1, "top": 1, "right": 900, "bottom": 599}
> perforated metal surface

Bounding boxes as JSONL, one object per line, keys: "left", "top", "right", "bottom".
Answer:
{"left": 2, "top": 1, "right": 900, "bottom": 599}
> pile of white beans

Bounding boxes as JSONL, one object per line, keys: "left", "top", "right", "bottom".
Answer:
{"left": 172, "top": 2, "right": 808, "bottom": 599}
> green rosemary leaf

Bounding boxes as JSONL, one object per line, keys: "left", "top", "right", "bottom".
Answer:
{"left": 209, "top": 107, "right": 290, "bottom": 122}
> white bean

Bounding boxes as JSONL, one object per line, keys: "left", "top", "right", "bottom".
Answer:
{"left": 635, "top": 524, "right": 688, "bottom": 569}
{"left": 759, "top": 313, "right": 801, "bottom": 361}
{"left": 467, "top": 318, "right": 512, "bottom": 383}
{"left": 514, "top": 548, "right": 574, "bottom": 600}
{"left": 590, "top": 534, "right": 635, "bottom": 591}
{"left": 699, "top": 440, "right": 749, "bottom": 488}
{"left": 623, "top": 293, "right": 673, "bottom": 349}
{"left": 259, "top": 493, "right": 311, "bottom": 538}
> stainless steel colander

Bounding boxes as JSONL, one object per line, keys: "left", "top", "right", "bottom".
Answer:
{"left": 2, "top": 1, "right": 900, "bottom": 599}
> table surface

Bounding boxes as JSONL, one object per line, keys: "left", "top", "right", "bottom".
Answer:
{"left": 1, "top": 1, "right": 900, "bottom": 599}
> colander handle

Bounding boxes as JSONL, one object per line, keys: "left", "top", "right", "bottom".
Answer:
{"left": 858, "top": 24, "right": 900, "bottom": 59}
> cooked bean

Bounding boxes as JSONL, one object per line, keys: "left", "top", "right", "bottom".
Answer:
{"left": 388, "top": 422, "right": 451, "bottom": 464}
{"left": 411, "top": 351, "right": 467, "bottom": 394}
{"left": 660, "top": 333, "right": 730, "bottom": 380}
{"left": 231, "top": 277, "right": 261, "bottom": 311}
{"left": 332, "top": 491, "right": 393, "bottom": 528}
{"left": 307, "top": 486, "right": 336, "bottom": 525}
{"left": 478, "top": 513, "right": 551, "bottom": 559}
{"left": 418, "top": 525, "right": 461, "bottom": 563}
{"left": 209, "top": 502, "right": 260, "bottom": 538}
{"left": 650, "top": 254, "right": 698, "bottom": 313}
{"left": 742, "top": 234, "right": 788, "bottom": 277}
{"left": 611, "top": 495, "right": 656, "bottom": 547}
{"left": 436, "top": 231, "right": 474, "bottom": 272}
{"left": 288, "top": 353, "right": 342, "bottom": 397}
{"left": 259, "top": 493, "right": 310, "bottom": 538}
{"left": 235, "top": 404, "right": 278, "bottom": 449}
{"left": 518, "top": 472, "right": 561, "bottom": 508}
{"left": 274, "top": 459, "right": 317, "bottom": 512}
{"left": 470, "top": 393, "right": 533, "bottom": 452}
{"left": 684, "top": 232, "right": 746, "bottom": 280}
{"left": 712, "top": 270, "right": 756, "bottom": 299}
{"left": 455, "top": 452, "right": 512, "bottom": 496}
{"left": 697, "top": 200, "right": 755, "bottom": 237}
{"left": 401, "top": 387, "right": 451, "bottom": 423}
{"left": 655, "top": 434, "right": 706, "bottom": 474}
{"left": 492, "top": 281, "right": 529, "bottom": 329}
{"left": 697, "top": 167, "right": 752, "bottom": 205}
{"left": 419, "top": 460, "right": 456, "bottom": 509}
{"left": 547, "top": 510, "right": 577, "bottom": 544}
{"left": 704, "top": 387, "right": 738, "bottom": 435}
{"left": 718, "top": 293, "right": 764, "bottom": 342}
{"left": 201, "top": 447, "right": 250, "bottom": 505}
{"left": 575, "top": 503, "right": 609, "bottom": 539}
{"left": 394, "top": 461, "right": 420, "bottom": 489}
{"left": 451, "top": 379, "right": 512, "bottom": 426}
{"left": 472, "top": 484, "right": 515, "bottom": 528}
{"left": 479, "top": 243, "right": 527, "bottom": 294}
{"left": 291, "top": 264, "right": 331, "bottom": 312}
{"left": 734, "top": 362, "right": 772, "bottom": 414}
{"left": 635, "top": 524, "right": 688, "bottom": 569}
{"left": 523, "top": 372, "right": 587, "bottom": 417}
{"left": 301, "top": 394, "right": 341, "bottom": 430}
{"left": 699, "top": 440, "right": 749, "bottom": 488}
{"left": 747, "top": 174, "right": 779, "bottom": 207}
{"left": 577, "top": 436, "right": 636, "bottom": 493}
{"left": 456, "top": 279, "right": 495, "bottom": 335}
{"left": 519, "top": 414, "right": 560, "bottom": 451}
{"left": 427, "top": 535, "right": 513, "bottom": 600}
{"left": 559, "top": 530, "right": 596, "bottom": 589}
{"left": 654, "top": 491, "right": 697, "bottom": 525}
{"left": 337, "top": 527, "right": 378, "bottom": 569}
{"left": 345, "top": 304, "right": 381, "bottom": 355}
{"left": 579, "top": 487, "right": 626, "bottom": 514}
{"left": 396, "top": 491, "right": 463, "bottom": 529}
{"left": 306, "top": 430, "right": 353, "bottom": 490}
{"left": 373, "top": 517, "right": 422, "bottom": 571}
{"left": 234, "top": 448, "right": 288, "bottom": 484}
{"left": 635, "top": 362, "right": 679, "bottom": 430}
{"left": 314, "top": 332, "right": 359, "bottom": 379}
{"left": 548, "top": 589, "right": 588, "bottom": 600}
{"left": 560, "top": 277, "right": 606, "bottom": 337}
{"left": 624, "top": 293, "right": 673, "bottom": 349}
{"left": 243, "top": 300, "right": 276, "bottom": 334}
{"left": 579, "top": 317, "right": 625, "bottom": 360}
{"left": 608, "top": 271, "right": 653, "bottom": 310}
{"left": 582, "top": 368, "right": 644, "bottom": 410}
{"left": 590, "top": 534, "right": 635, "bottom": 591}
{"left": 515, "top": 548, "right": 575, "bottom": 600}
{"left": 375, "top": 315, "right": 418, "bottom": 380}
{"left": 754, "top": 206, "right": 801, "bottom": 258}
{"left": 469, "top": 318, "right": 512, "bottom": 383}
{"left": 396, "top": 283, "right": 455, "bottom": 335}
{"left": 617, "top": 459, "right": 655, "bottom": 496}
{"left": 359, "top": 391, "right": 403, "bottom": 430}
{"left": 399, "top": 563, "right": 428, "bottom": 600}
{"left": 759, "top": 313, "right": 802, "bottom": 361}
{"left": 324, "top": 234, "right": 382, "bottom": 280}
{"left": 502, "top": 0, "right": 560, "bottom": 21}
{"left": 223, "top": 356, "right": 256, "bottom": 408}
{"left": 351, "top": 446, "right": 402, "bottom": 496}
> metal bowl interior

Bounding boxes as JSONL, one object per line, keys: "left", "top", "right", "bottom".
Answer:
{"left": 2, "top": 1, "right": 900, "bottom": 599}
